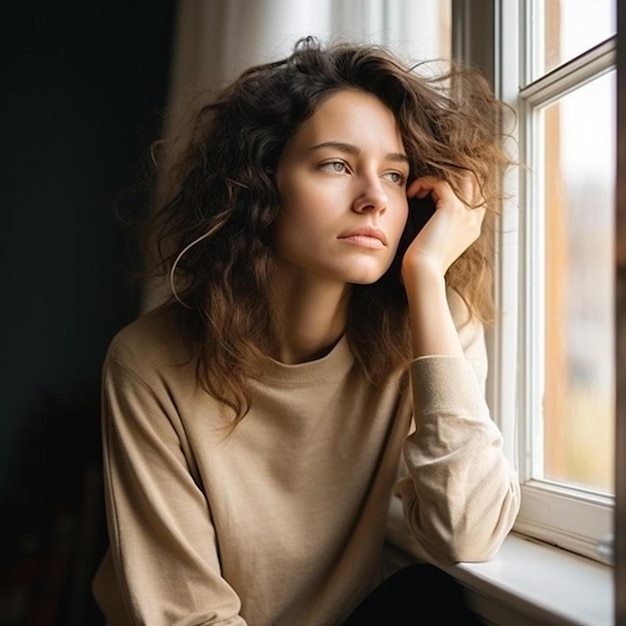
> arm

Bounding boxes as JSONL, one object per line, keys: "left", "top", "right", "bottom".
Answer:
{"left": 396, "top": 291, "right": 520, "bottom": 563}
{"left": 97, "top": 339, "right": 246, "bottom": 626}
{"left": 396, "top": 177, "right": 520, "bottom": 564}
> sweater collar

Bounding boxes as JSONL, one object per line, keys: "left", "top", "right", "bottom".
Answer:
{"left": 260, "top": 335, "right": 354, "bottom": 385}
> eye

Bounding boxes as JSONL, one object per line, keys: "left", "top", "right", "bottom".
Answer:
{"left": 320, "top": 160, "right": 349, "bottom": 174}
{"left": 383, "top": 171, "right": 407, "bottom": 185}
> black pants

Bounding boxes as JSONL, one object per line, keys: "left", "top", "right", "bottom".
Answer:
{"left": 342, "top": 564, "right": 484, "bottom": 625}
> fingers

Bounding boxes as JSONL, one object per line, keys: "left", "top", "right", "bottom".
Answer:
{"left": 407, "top": 176, "right": 444, "bottom": 201}
{"left": 401, "top": 174, "right": 487, "bottom": 277}
{"left": 407, "top": 174, "right": 484, "bottom": 208}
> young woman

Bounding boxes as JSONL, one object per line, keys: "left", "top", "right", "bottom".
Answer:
{"left": 92, "top": 37, "right": 520, "bottom": 625}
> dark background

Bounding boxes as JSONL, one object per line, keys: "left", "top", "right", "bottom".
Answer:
{"left": 1, "top": 2, "right": 176, "bottom": 623}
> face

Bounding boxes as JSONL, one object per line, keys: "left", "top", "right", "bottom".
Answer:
{"left": 273, "top": 89, "right": 410, "bottom": 286}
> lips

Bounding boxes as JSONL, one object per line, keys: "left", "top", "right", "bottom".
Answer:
{"left": 337, "top": 226, "right": 388, "bottom": 248}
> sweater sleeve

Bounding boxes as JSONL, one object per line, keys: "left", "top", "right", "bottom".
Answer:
{"left": 95, "top": 341, "right": 247, "bottom": 626}
{"left": 395, "top": 290, "right": 520, "bottom": 564}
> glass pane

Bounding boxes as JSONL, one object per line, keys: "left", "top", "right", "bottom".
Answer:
{"left": 542, "top": 70, "right": 615, "bottom": 493}
{"left": 532, "top": 0, "right": 615, "bottom": 79}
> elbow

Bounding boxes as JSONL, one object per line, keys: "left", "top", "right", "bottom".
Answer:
{"left": 418, "top": 525, "right": 503, "bottom": 565}
{"left": 449, "top": 490, "right": 520, "bottom": 564}
{"left": 412, "top": 485, "right": 521, "bottom": 565}
{"left": 438, "top": 538, "right": 501, "bottom": 565}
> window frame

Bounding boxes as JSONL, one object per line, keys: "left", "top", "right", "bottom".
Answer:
{"left": 516, "top": 31, "right": 616, "bottom": 563}
{"left": 454, "top": 0, "right": 617, "bottom": 565}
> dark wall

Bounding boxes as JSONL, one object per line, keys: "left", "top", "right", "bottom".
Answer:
{"left": 0, "top": 2, "right": 176, "bottom": 623}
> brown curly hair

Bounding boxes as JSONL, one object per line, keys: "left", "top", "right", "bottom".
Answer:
{"left": 144, "top": 37, "right": 514, "bottom": 422}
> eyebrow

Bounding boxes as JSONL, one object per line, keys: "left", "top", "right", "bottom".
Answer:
{"left": 310, "top": 141, "right": 410, "bottom": 166}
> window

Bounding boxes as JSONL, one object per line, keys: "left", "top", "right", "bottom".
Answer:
{"left": 490, "top": 0, "right": 616, "bottom": 564}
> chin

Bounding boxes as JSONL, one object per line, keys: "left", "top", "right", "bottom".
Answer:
{"left": 349, "top": 278, "right": 378, "bottom": 286}
{"left": 319, "top": 260, "right": 392, "bottom": 285}
{"left": 349, "top": 263, "right": 393, "bottom": 285}
{"left": 346, "top": 270, "right": 388, "bottom": 285}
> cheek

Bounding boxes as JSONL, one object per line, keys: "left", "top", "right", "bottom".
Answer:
{"left": 271, "top": 198, "right": 314, "bottom": 258}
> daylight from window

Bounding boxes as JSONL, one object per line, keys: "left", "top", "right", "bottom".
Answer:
{"left": 539, "top": 0, "right": 616, "bottom": 493}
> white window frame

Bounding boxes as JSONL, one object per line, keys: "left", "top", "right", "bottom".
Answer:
{"left": 453, "top": 0, "right": 616, "bottom": 562}
{"left": 455, "top": 0, "right": 616, "bottom": 565}
{"left": 515, "top": 32, "right": 615, "bottom": 562}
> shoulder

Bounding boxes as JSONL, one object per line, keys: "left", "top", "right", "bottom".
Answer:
{"left": 105, "top": 301, "right": 193, "bottom": 379}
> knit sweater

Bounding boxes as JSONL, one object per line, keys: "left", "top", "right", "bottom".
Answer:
{"left": 92, "top": 294, "right": 520, "bottom": 626}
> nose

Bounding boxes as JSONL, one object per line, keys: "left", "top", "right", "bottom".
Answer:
{"left": 352, "top": 175, "right": 388, "bottom": 214}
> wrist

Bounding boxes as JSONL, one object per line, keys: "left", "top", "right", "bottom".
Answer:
{"left": 401, "top": 256, "right": 447, "bottom": 294}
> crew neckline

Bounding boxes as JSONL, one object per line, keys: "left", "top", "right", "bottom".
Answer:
{"left": 260, "top": 335, "right": 354, "bottom": 385}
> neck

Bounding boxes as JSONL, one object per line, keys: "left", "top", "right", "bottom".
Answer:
{"left": 268, "top": 268, "right": 351, "bottom": 364}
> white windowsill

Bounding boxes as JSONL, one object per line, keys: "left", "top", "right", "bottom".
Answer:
{"left": 385, "top": 496, "right": 614, "bottom": 626}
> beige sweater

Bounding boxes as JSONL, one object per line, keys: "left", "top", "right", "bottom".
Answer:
{"left": 92, "top": 296, "right": 520, "bottom": 626}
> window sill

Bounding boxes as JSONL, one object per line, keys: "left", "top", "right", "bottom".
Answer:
{"left": 385, "top": 496, "right": 614, "bottom": 625}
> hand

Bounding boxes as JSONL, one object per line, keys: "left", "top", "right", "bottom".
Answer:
{"left": 401, "top": 175, "right": 485, "bottom": 281}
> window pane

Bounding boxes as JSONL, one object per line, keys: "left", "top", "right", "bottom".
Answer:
{"left": 532, "top": 0, "right": 615, "bottom": 79}
{"left": 542, "top": 70, "right": 615, "bottom": 494}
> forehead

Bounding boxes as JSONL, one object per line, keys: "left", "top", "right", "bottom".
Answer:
{"left": 287, "top": 89, "right": 405, "bottom": 153}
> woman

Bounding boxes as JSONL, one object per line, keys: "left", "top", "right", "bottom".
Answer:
{"left": 93, "top": 37, "right": 520, "bottom": 625}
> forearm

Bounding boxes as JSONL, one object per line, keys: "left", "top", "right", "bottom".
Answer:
{"left": 398, "top": 281, "right": 521, "bottom": 563}
{"left": 398, "top": 356, "right": 520, "bottom": 563}
{"left": 402, "top": 262, "right": 463, "bottom": 359}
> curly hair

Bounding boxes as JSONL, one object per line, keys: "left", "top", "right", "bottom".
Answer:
{"left": 143, "top": 36, "right": 514, "bottom": 422}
